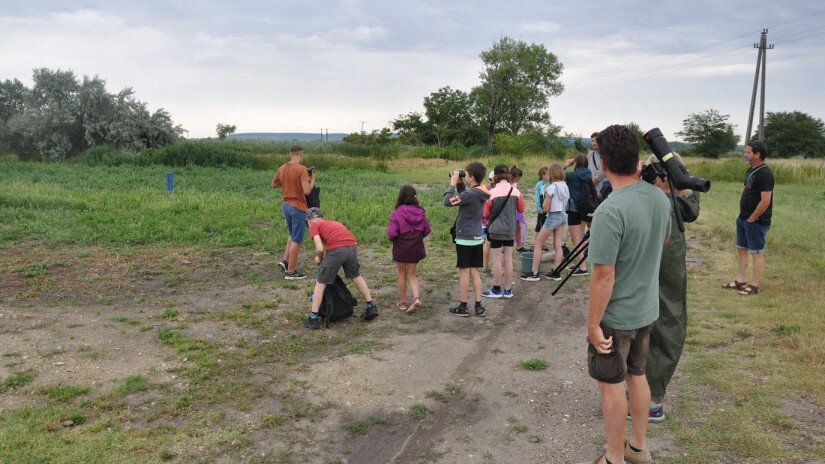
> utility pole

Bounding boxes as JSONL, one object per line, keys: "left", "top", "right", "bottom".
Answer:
{"left": 745, "top": 29, "right": 774, "bottom": 143}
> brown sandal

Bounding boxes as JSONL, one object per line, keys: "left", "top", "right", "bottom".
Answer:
{"left": 738, "top": 284, "right": 759, "bottom": 296}
{"left": 723, "top": 280, "right": 747, "bottom": 290}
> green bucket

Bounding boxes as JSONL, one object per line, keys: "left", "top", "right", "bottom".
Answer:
{"left": 520, "top": 251, "right": 534, "bottom": 274}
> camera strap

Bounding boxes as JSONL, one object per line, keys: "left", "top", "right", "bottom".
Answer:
{"left": 486, "top": 187, "right": 513, "bottom": 230}
{"left": 745, "top": 164, "right": 767, "bottom": 184}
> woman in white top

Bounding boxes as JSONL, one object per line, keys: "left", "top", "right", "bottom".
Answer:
{"left": 520, "top": 163, "right": 569, "bottom": 281}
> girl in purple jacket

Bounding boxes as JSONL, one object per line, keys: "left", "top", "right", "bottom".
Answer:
{"left": 388, "top": 185, "right": 432, "bottom": 313}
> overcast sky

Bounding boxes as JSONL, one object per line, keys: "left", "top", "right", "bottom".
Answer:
{"left": 2, "top": 0, "right": 824, "bottom": 140}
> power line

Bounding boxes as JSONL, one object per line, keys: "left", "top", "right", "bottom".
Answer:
{"left": 562, "top": 47, "right": 753, "bottom": 97}
{"left": 564, "top": 43, "right": 753, "bottom": 94}
{"left": 771, "top": 24, "right": 825, "bottom": 41}
{"left": 561, "top": 10, "right": 825, "bottom": 95}
{"left": 773, "top": 30, "right": 825, "bottom": 45}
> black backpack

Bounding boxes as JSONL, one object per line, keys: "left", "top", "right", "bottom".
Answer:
{"left": 319, "top": 275, "right": 357, "bottom": 325}
{"left": 576, "top": 181, "right": 601, "bottom": 218}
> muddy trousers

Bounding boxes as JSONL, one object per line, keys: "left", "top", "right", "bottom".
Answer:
{"left": 645, "top": 253, "right": 688, "bottom": 403}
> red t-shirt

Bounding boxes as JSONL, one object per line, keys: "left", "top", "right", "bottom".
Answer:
{"left": 309, "top": 219, "right": 357, "bottom": 250}
{"left": 272, "top": 162, "right": 309, "bottom": 211}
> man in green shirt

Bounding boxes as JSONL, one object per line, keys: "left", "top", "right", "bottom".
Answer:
{"left": 579, "top": 125, "right": 671, "bottom": 464}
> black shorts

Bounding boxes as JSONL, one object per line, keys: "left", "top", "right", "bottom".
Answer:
{"left": 587, "top": 323, "right": 654, "bottom": 384}
{"left": 488, "top": 238, "right": 514, "bottom": 249}
{"left": 567, "top": 210, "right": 585, "bottom": 226}
{"left": 455, "top": 243, "right": 483, "bottom": 268}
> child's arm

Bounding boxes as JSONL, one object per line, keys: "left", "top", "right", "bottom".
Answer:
{"left": 482, "top": 198, "right": 492, "bottom": 220}
{"left": 516, "top": 196, "right": 526, "bottom": 213}
{"left": 542, "top": 188, "right": 553, "bottom": 213}
{"left": 422, "top": 211, "right": 432, "bottom": 237}
{"left": 271, "top": 168, "right": 281, "bottom": 189}
{"left": 313, "top": 235, "right": 325, "bottom": 264}
{"left": 387, "top": 212, "right": 399, "bottom": 241}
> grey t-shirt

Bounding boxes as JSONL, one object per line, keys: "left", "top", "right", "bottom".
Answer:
{"left": 588, "top": 150, "right": 605, "bottom": 192}
{"left": 588, "top": 181, "right": 671, "bottom": 330}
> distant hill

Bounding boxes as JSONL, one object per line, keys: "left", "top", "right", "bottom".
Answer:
{"left": 227, "top": 132, "right": 349, "bottom": 142}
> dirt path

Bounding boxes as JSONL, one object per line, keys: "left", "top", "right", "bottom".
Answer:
{"left": 305, "top": 260, "right": 683, "bottom": 464}
{"left": 0, "top": 243, "right": 686, "bottom": 463}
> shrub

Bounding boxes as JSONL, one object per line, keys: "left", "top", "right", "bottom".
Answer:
{"left": 78, "top": 145, "right": 138, "bottom": 166}
{"left": 139, "top": 140, "right": 257, "bottom": 168}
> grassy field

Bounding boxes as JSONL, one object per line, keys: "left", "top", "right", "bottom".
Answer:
{"left": 1, "top": 155, "right": 824, "bottom": 463}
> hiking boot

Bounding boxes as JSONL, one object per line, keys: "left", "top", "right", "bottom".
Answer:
{"left": 572, "top": 268, "right": 589, "bottom": 276}
{"left": 277, "top": 259, "right": 287, "bottom": 273}
{"left": 520, "top": 271, "right": 540, "bottom": 282}
{"left": 624, "top": 440, "right": 652, "bottom": 463}
{"left": 285, "top": 270, "right": 307, "bottom": 280}
{"left": 474, "top": 303, "right": 486, "bottom": 317}
{"left": 362, "top": 301, "right": 378, "bottom": 321}
{"left": 545, "top": 271, "right": 562, "bottom": 281}
{"left": 648, "top": 404, "right": 666, "bottom": 423}
{"left": 481, "top": 288, "right": 503, "bottom": 298}
{"left": 501, "top": 289, "right": 513, "bottom": 299}
{"left": 449, "top": 304, "right": 470, "bottom": 317}
{"left": 303, "top": 314, "right": 321, "bottom": 329}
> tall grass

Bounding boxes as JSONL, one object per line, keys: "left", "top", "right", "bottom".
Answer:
{"left": 686, "top": 157, "right": 825, "bottom": 185}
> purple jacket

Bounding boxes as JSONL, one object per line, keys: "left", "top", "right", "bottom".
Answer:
{"left": 388, "top": 205, "right": 431, "bottom": 240}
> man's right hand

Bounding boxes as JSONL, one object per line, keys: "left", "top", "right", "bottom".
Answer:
{"left": 587, "top": 325, "right": 613, "bottom": 354}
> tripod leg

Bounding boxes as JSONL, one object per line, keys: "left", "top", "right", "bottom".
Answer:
{"left": 552, "top": 249, "right": 589, "bottom": 296}
{"left": 553, "top": 238, "right": 588, "bottom": 275}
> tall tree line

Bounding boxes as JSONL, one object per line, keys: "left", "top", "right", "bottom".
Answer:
{"left": 0, "top": 68, "right": 183, "bottom": 161}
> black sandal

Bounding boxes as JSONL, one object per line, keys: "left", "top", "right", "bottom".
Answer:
{"left": 723, "top": 280, "right": 747, "bottom": 290}
{"left": 738, "top": 284, "right": 759, "bottom": 296}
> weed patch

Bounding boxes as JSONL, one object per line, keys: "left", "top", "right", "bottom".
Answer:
{"left": 38, "top": 384, "right": 91, "bottom": 403}
{"left": 519, "top": 358, "right": 548, "bottom": 371}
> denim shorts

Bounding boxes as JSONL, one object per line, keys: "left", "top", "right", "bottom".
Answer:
{"left": 543, "top": 211, "right": 566, "bottom": 229}
{"left": 736, "top": 216, "right": 770, "bottom": 254}
{"left": 282, "top": 203, "right": 307, "bottom": 243}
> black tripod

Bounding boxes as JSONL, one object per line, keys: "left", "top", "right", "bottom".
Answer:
{"left": 550, "top": 229, "right": 590, "bottom": 296}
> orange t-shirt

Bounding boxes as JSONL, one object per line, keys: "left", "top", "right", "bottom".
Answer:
{"left": 272, "top": 162, "right": 310, "bottom": 211}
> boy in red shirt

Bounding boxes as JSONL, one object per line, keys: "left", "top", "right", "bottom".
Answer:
{"left": 304, "top": 207, "right": 378, "bottom": 328}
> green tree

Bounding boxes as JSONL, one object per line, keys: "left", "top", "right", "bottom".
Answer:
{"left": 676, "top": 109, "right": 740, "bottom": 158}
{"left": 423, "top": 86, "right": 477, "bottom": 147}
{"left": 216, "top": 123, "right": 237, "bottom": 140}
{"left": 572, "top": 134, "right": 586, "bottom": 153}
{"left": 760, "top": 111, "right": 825, "bottom": 158}
{"left": 0, "top": 78, "right": 29, "bottom": 153}
{"left": 1, "top": 68, "right": 183, "bottom": 160}
{"left": 391, "top": 112, "right": 431, "bottom": 145}
{"left": 472, "top": 37, "right": 564, "bottom": 148}
{"left": 625, "top": 122, "right": 649, "bottom": 153}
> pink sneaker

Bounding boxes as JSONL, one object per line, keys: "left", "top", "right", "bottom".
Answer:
{"left": 395, "top": 301, "right": 408, "bottom": 310}
{"left": 406, "top": 297, "right": 421, "bottom": 314}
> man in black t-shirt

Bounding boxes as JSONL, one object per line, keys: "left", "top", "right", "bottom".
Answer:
{"left": 723, "top": 141, "right": 774, "bottom": 296}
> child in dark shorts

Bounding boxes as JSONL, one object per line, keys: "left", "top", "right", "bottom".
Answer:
{"left": 388, "top": 185, "right": 432, "bottom": 314}
{"left": 303, "top": 208, "right": 378, "bottom": 329}
{"left": 443, "top": 162, "right": 489, "bottom": 317}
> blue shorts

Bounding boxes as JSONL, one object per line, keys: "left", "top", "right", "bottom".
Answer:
{"left": 736, "top": 216, "right": 769, "bottom": 254}
{"left": 282, "top": 203, "right": 307, "bottom": 243}
{"left": 543, "top": 211, "right": 566, "bottom": 230}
